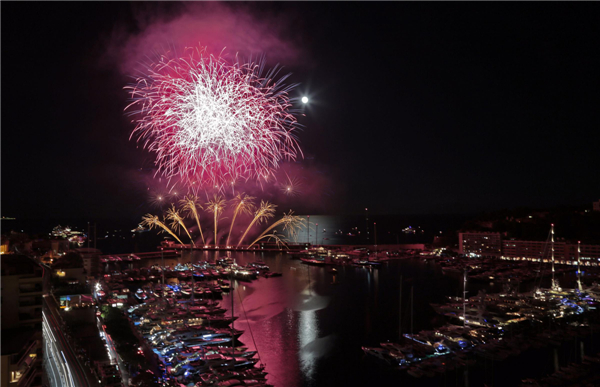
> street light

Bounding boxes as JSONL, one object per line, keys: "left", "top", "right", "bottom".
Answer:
{"left": 306, "top": 215, "right": 310, "bottom": 246}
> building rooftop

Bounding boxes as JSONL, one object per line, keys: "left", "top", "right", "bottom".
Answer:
{"left": 1, "top": 255, "right": 41, "bottom": 277}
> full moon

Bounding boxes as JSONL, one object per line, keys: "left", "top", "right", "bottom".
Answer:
{"left": 301, "top": 96, "right": 309, "bottom": 104}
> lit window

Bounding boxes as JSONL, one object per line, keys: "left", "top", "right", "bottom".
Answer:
{"left": 11, "top": 371, "right": 22, "bottom": 382}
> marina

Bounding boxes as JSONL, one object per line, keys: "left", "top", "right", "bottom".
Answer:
{"left": 91, "top": 248, "right": 600, "bottom": 387}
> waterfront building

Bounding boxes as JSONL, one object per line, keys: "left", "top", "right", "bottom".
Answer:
{"left": 1, "top": 236, "right": 10, "bottom": 254}
{"left": 32, "top": 239, "right": 69, "bottom": 261}
{"left": 74, "top": 247, "right": 102, "bottom": 277}
{"left": 501, "top": 239, "right": 600, "bottom": 265}
{"left": 502, "top": 239, "right": 566, "bottom": 262}
{"left": 460, "top": 232, "right": 600, "bottom": 265}
{"left": 458, "top": 232, "right": 502, "bottom": 257}
{"left": 1, "top": 255, "right": 43, "bottom": 387}
{"left": 1, "top": 255, "right": 44, "bottom": 329}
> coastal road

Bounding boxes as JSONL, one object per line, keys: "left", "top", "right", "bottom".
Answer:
{"left": 97, "top": 316, "right": 130, "bottom": 386}
{"left": 43, "top": 295, "right": 93, "bottom": 387}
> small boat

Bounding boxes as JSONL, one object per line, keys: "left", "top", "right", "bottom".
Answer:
{"left": 135, "top": 289, "right": 148, "bottom": 301}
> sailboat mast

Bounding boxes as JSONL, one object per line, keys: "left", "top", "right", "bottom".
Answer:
{"left": 551, "top": 223, "right": 558, "bottom": 290}
{"left": 399, "top": 275, "right": 402, "bottom": 340}
{"left": 577, "top": 241, "right": 582, "bottom": 291}
{"left": 550, "top": 223, "right": 556, "bottom": 288}
{"left": 410, "top": 285, "right": 414, "bottom": 349}
{"left": 463, "top": 268, "right": 467, "bottom": 327}
{"left": 231, "top": 263, "right": 235, "bottom": 352}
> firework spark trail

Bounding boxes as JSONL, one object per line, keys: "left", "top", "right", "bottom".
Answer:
{"left": 280, "top": 172, "right": 302, "bottom": 197}
{"left": 248, "top": 211, "right": 304, "bottom": 248}
{"left": 125, "top": 46, "right": 302, "bottom": 190}
{"left": 166, "top": 205, "right": 195, "bottom": 246}
{"left": 225, "top": 193, "right": 255, "bottom": 247}
{"left": 237, "top": 200, "right": 276, "bottom": 247}
{"left": 206, "top": 194, "right": 226, "bottom": 246}
{"left": 141, "top": 213, "right": 185, "bottom": 245}
{"left": 180, "top": 195, "right": 205, "bottom": 245}
{"left": 248, "top": 233, "right": 286, "bottom": 248}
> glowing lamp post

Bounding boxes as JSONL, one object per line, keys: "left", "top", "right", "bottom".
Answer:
{"left": 307, "top": 215, "right": 310, "bottom": 246}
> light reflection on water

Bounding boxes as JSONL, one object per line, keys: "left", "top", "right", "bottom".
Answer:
{"left": 115, "top": 250, "right": 379, "bottom": 385}
{"left": 298, "top": 309, "right": 317, "bottom": 382}
{"left": 105, "top": 249, "right": 594, "bottom": 387}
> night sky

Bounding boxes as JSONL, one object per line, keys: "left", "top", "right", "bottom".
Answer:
{"left": 3, "top": 2, "right": 600, "bottom": 224}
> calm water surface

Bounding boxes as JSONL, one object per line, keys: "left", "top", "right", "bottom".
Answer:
{"left": 109, "top": 251, "right": 597, "bottom": 387}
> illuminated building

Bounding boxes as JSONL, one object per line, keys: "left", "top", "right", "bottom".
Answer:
{"left": 1, "top": 329, "right": 42, "bottom": 387}
{"left": 1, "top": 255, "right": 43, "bottom": 386}
{"left": 1, "top": 237, "right": 9, "bottom": 254}
{"left": 74, "top": 247, "right": 102, "bottom": 277}
{"left": 501, "top": 239, "right": 600, "bottom": 266}
{"left": 459, "top": 232, "right": 600, "bottom": 265}
{"left": 458, "top": 232, "right": 502, "bottom": 257}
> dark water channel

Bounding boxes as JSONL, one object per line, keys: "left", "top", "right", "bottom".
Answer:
{"left": 103, "top": 251, "right": 599, "bottom": 387}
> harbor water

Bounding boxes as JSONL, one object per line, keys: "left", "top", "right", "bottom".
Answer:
{"left": 103, "top": 250, "right": 599, "bottom": 387}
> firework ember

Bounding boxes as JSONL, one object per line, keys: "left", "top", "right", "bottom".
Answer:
{"left": 248, "top": 210, "right": 303, "bottom": 248}
{"left": 226, "top": 193, "right": 255, "bottom": 247}
{"left": 125, "top": 46, "right": 302, "bottom": 190}
{"left": 180, "top": 195, "right": 205, "bottom": 245}
{"left": 141, "top": 213, "right": 185, "bottom": 245}
{"left": 237, "top": 200, "right": 276, "bottom": 247}
{"left": 206, "top": 194, "right": 226, "bottom": 246}
{"left": 166, "top": 204, "right": 194, "bottom": 246}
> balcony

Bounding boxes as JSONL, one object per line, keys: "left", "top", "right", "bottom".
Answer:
{"left": 19, "top": 276, "right": 42, "bottom": 284}
{"left": 16, "top": 358, "right": 42, "bottom": 387}
{"left": 19, "top": 297, "right": 43, "bottom": 308}
{"left": 18, "top": 284, "right": 43, "bottom": 295}
{"left": 14, "top": 340, "right": 39, "bottom": 369}
{"left": 18, "top": 310, "right": 42, "bottom": 323}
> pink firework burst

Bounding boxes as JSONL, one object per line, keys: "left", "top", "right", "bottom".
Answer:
{"left": 125, "top": 46, "right": 302, "bottom": 190}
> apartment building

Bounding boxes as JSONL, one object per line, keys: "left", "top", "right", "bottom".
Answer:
{"left": 458, "top": 232, "right": 502, "bottom": 257}
{"left": 1, "top": 255, "right": 43, "bottom": 386}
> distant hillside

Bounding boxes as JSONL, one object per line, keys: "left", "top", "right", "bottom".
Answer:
{"left": 460, "top": 205, "right": 600, "bottom": 243}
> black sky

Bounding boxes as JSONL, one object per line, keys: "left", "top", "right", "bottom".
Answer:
{"left": 2, "top": 2, "right": 600, "bottom": 223}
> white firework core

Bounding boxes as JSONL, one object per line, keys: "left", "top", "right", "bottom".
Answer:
{"left": 125, "top": 47, "right": 301, "bottom": 190}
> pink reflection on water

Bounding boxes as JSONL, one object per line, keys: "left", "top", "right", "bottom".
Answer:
{"left": 222, "top": 254, "right": 330, "bottom": 386}
{"left": 125, "top": 250, "right": 333, "bottom": 386}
